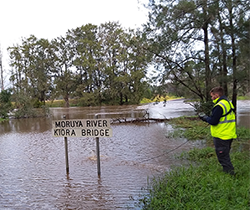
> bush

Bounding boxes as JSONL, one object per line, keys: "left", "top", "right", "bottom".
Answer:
{"left": 77, "top": 92, "right": 98, "bottom": 106}
{"left": 0, "top": 89, "right": 12, "bottom": 118}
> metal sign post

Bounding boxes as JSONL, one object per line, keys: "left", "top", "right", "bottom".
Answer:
{"left": 64, "top": 136, "right": 69, "bottom": 175}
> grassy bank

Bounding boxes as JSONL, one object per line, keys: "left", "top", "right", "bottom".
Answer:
{"left": 138, "top": 117, "right": 250, "bottom": 210}
{"left": 0, "top": 118, "right": 7, "bottom": 123}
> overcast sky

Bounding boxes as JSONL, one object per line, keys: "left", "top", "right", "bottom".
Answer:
{"left": 0, "top": 0, "right": 149, "bottom": 71}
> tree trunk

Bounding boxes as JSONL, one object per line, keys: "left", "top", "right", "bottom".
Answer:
{"left": 64, "top": 94, "right": 70, "bottom": 108}
{"left": 218, "top": 11, "right": 228, "bottom": 96}
{"left": 119, "top": 92, "right": 123, "bottom": 105}
{"left": 202, "top": 1, "right": 211, "bottom": 101}
{"left": 229, "top": 0, "right": 237, "bottom": 113}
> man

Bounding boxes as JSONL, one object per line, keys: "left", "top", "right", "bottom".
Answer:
{"left": 200, "top": 87, "right": 237, "bottom": 175}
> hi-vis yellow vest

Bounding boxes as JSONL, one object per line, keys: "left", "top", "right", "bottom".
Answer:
{"left": 211, "top": 98, "right": 237, "bottom": 140}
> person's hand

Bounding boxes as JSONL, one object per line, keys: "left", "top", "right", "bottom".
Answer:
{"left": 198, "top": 113, "right": 208, "bottom": 122}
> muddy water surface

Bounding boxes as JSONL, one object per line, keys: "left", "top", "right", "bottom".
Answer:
{"left": 0, "top": 100, "right": 249, "bottom": 209}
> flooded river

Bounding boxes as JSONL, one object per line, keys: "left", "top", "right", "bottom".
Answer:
{"left": 0, "top": 100, "right": 249, "bottom": 209}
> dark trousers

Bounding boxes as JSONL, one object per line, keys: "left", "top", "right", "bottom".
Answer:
{"left": 213, "top": 137, "right": 234, "bottom": 174}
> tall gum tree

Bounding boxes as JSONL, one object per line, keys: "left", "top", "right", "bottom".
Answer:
{"left": 144, "top": 0, "right": 250, "bottom": 109}
{"left": 144, "top": 0, "right": 213, "bottom": 101}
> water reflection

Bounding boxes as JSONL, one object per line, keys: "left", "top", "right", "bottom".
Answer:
{"left": 237, "top": 100, "right": 250, "bottom": 129}
{"left": 0, "top": 100, "right": 249, "bottom": 209}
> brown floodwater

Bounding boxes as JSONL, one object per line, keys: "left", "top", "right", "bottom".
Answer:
{"left": 0, "top": 100, "right": 249, "bottom": 209}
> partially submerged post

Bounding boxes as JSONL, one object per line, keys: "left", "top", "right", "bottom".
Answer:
{"left": 95, "top": 114, "right": 101, "bottom": 177}
{"left": 63, "top": 114, "right": 69, "bottom": 175}
{"left": 64, "top": 136, "right": 69, "bottom": 175}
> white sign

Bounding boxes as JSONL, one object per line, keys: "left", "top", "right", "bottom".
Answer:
{"left": 52, "top": 119, "right": 112, "bottom": 137}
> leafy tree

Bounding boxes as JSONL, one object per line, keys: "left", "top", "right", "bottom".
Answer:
{"left": 144, "top": 0, "right": 212, "bottom": 102}
{"left": 99, "top": 22, "right": 149, "bottom": 104}
{"left": 126, "top": 30, "right": 151, "bottom": 104}
{"left": 209, "top": 0, "right": 250, "bottom": 110}
{"left": 8, "top": 35, "right": 53, "bottom": 107}
{"left": 143, "top": 0, "right": 250, "bottom": 110}
{"left": 98, "top": 22, "right": 127, "bottom": 104}
{"left": 67, "top": 24, "right": 105, "bottom": 105}
{"left": 237, "top": 18, "right": 250, "bottom": 95}
{"left": 50, "top": 36, "right": 76, "bottom": 107}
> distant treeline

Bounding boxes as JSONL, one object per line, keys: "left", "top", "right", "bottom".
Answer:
{"left": 8, "top": 22, "right": 151, "bottom": 108}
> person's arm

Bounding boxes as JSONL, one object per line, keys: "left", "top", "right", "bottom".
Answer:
{"left": 204, "top": 106, "right": 223, "bottom": 125}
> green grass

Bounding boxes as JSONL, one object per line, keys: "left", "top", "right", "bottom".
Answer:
{"left": 138, "top": 116, "right": 250, "bottom": 210}
{"left": 167, "top": 116, "right": 211, "bottom": 140}
{"left": 237, "top": 96, "right": 250, "bottom": 100}
{"left": 140, "top": 151, "right": 250, "bottom": 210}
{"left": 0, "top": 118, "right": 7, "bottom": 122}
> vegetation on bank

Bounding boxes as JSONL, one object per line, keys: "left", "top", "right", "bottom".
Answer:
{"left": 0, "top": 94, "right": 249, "bottom": 119}
{"left": 237, "top": 95, "right": 250, "bottom": 100}
{"left": 0, "top": 91, "right": 181, "bottom": 118}
{"left": 138, "top": 117, "right": 250, "bottom": 210}
{"left": 1, "top": 89, "right": 180, "bottom": 118}
{"left": 45, "top": 95, "right": 181, "bottom": 107}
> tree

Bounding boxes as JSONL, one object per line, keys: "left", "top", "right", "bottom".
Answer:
{"left": 143, "top": 0, "right": 213, "bottom": 102}
{"left": 67, "top": 24, "right": 105, "bottom": 105}
{"left": 50, "top": 36, "right": 76, "bottom": 107}
{"left": 99, "top": 22, "right": 149, "bottom": 105}
{"left": 143, "top": 0, "right": 250, "bottom": 109}
{"left": 98, "top": 22, "right": 127, "bottom": 104}
{"left": 8, "top": 35, "right": 54, "bottom": 111}
{"left": 237, "top": 18, "right": 250, "bottom": 95}
{"left": 209, "top": 0, "right": 250, "bottom": 110}
{"left": 126, "top": 30, "right": 151, "bottom": 104}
